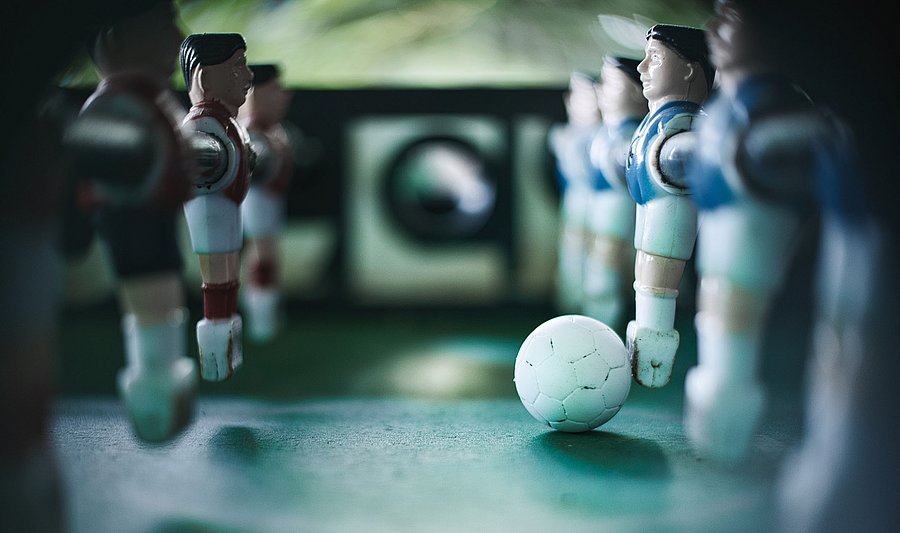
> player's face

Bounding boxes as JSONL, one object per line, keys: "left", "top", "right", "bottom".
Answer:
{"left": 274, "top": 79, "right": 293, "bottom": 121}
{"left": 637, "top": 39, "right": 692, "bottom": 105}
{"left": 597, "top": 64, "right": 641, "bottom": 116}
{"left": 202, "top": 49, "right": 254, "bottom": 111}
{"left": 227, "top": 49, "right": 254, "bottom": 108}
{"left": 249, "top": 78, "right": 290, "bottom": 124}
{"left": 564, "top": 78, "right": 599, "bottom": 125}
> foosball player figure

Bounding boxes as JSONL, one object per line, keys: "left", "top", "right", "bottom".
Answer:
{"left": 583, "top": 56, "right": 647, "bottom": 329}
{"left": 72, "top": 0, "right": 197, "bottom": 441}
{"left": 683, "top": 0, "right": 816, "bottom": 462}
{"left": 179, "top": 33, "right": 254, "bottom": 381}
{"left": 624, "top": 24, "right": 714, "bottom": 388}
{"left": 548, "top": 72, "right": 602, "bottom": 313}
{"left": 237, "top": 64, "right": 293, "bottom": 342}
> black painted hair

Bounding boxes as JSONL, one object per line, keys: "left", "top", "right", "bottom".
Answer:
{"left": 85, "top": 0, "right": 173, "bottom": 60}
{"left": 180, "top": 33, "right": 247, "bottom": 90}
{"left": 605, "top": 56, "right": 642, "bottom": 87}
{"left": 249, "top": 64, "right": 281, "bottom": 86}
{"left": 646, "top": 24, "right": 714, "bottom": 91}
{"left": 570, "top": 70, "right": 598, "bottom": 86}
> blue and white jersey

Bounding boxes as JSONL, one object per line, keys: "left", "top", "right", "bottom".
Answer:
{"left": 689, "top": 76, "right": 815, "bottom": 211}
{"left": 590, "top": 117, "right": 641, "bottom": 193}
{"left": 625, "top": 101, "right": 701, "bottom": 205}
{"left": 549, "top": 123, "right": 597, "bottom": 193}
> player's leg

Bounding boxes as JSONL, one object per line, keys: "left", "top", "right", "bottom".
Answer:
{"left": 685, "top": 202, "right": 801, "bottom": 461}
{"left": 556, "top": 186, "right": 591, "bottom": 313}
{"left": 583, "top": 190, "right": 635, "bottom": 329}
{"left": 241, "top": 186, "right": 284, "bottom": 342}
{"left": 778, "top": 218, "right": 900, "bottom": 532}
{"left": 195, "top": 251, "right": 243, "bottom": 381}
{"left": 183, "top": 193, "right": 244, "bottom": 381}
{"left": 98, "top": 205, "right": 197, "bottom": 442}
{"left": 627, "top": 196, "right": 697, "bottom": 387}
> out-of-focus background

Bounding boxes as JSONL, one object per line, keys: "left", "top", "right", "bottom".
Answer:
{"left": 58, "top": 0, "right": 709, "bottom": 314}
{"left": 62, "top": 0, "right": 710, "bottom": 88}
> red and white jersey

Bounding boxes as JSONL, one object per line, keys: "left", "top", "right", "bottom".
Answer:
{"left": 79, "top": 73, "right": 193, "bottom": 209}
{"left": 182, "top": 100, "right": 251, "bottom": 205}
{"left": 246, "top": 120, "right": 293, "bottom": 195}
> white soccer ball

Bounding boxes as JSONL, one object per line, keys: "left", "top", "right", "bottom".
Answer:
{"left": 514, "top": 315, "right": 631, "bottom": 432}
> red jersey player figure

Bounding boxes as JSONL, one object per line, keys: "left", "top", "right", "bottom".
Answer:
{"left": 179, "top": 33, "right": 254, "bottom": 381}
{"left": 71, "top": 0, "right": 197, "bottom": 442}
{"left": 237, "top": 64, "right": 293, "bottom": 342}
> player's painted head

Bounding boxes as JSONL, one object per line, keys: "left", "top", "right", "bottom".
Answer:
{"left": 597, "top": 56, "right": 648, "bottom": 122}
{"left": 181, "top": 33, "right": 253, "bottom": 113}
{"left": 249, "top": 64, "right": 280, "bottom": 87}
{"left": 638, "top": 24, "right": 713, "bottom": 108}
{"left": 707, "top": 0, "right": 782, "bottom": 86}
{"left": 706, "top": 0, "right": 745, "bottom": 74}
{"left": 564, "top": 71, "right": 601, "bottom": 126}
{"left": 243, "top": 64, "right": 291, "bottom": 126}
{"left": 87, "top": 0, "right": 183, "bottom": 81}
{"left": 608, "top": 56, "right": 642, "bottom": 88}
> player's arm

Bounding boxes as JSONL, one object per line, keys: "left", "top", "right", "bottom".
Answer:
{"left": 653, "top": 113, "right": 698, "bottom": 192}
{"left": 186, "top": 131, "right": 229, "bottom": 187}
{"left": 187, "top": 127, "right": 258, "bottom": 189}
{"left": 657, "top": 131, "right": 697, "bottom": 190}
{"left": 547, "top": 124, "right": 564, "bottom": 155}
{"left": 591, "top": 132, "right": 631, "bottom": 191}
{"left": 610, "top": 136, "right": 631, "bottom": 181}
{"left": 247, "top": 129, "right": 277, "bottom": 185}
{"left": 65, "top": 93, "right": 165, "bottom": 204}
{"left": 737, "top": 111, "right": 831, "bottom": 201}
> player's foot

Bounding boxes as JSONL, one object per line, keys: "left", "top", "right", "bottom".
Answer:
{"left": 627, "top": 320, "right": 679, "bottom": 388}
{"left": 684, "top": 366, "right": 764, "bottom": 462}
{"left": 196, "top": 314, "right": 243, "bottom": 381}
{"left": 243, "top": 286, "right": 279, "bottom": 342}
{"left": 119, "top": 310, "right": 198, "bottom": 441}
{"left": 118, "top": 359, "right": 197, "bottom": 442}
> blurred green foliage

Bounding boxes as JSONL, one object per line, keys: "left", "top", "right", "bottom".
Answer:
{"left": 59, "top": 0, "right": 709, "bottom": 89}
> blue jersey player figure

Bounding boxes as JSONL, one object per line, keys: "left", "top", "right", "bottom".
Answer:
{"left": 738, "top": 0, "right": 900, "bottom": 529}
{"left": 624, "top": 24, "right": 713, "bottom": 388}
{"left": 583, "top": 56, "right": 647, "bottom": 329}
{"left": 778, "top": 104, "right": 898, "bottom": 532}
{"left": 683, "top": 0, "right": 817, "bottom": 462}
{"left": 548, "top": 72, "right": 602, "bottom": 313}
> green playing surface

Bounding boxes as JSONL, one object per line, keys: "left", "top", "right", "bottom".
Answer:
{"left": 54, "top": 304, "right": 807, "bottom": 532}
